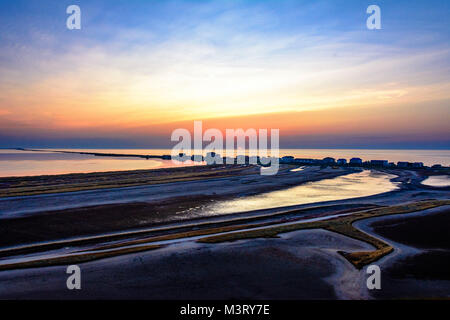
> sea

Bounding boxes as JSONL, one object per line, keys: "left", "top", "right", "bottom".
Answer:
{"left": 0, "top": 148, "right": 449, "bottom": 178}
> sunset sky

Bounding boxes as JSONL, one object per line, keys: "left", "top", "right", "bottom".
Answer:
{"left": 0, "top": 0, "right": 449, "bottom": 148}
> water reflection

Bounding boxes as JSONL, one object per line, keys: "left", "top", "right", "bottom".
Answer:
{"left": 0, "top": 150, "right": 200, "bottom": 177}
{"left": 194, "top": 170, "right": 400, "bottom": 215}
{"left": 421, "top": 175, "right": 450, "bottom": 187}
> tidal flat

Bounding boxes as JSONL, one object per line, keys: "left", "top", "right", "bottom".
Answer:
{"left": 0, "top": 164, "right": 449, "bottom": 299}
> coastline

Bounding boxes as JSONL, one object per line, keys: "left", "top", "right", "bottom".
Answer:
{"left": 0, "top": 165, "right": 355, "bottom": 216}
{"left": 0, "top": 159, "right": 449, "bottom": 299}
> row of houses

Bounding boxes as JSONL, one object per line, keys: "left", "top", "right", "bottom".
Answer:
{"left": 168, "top": 152, "right": 266, "bottom": 165}
{"left": 280, "top": 156, "right": 364, "bottom": 165}
{"left": 165, "top": 153, "right": 444, "bottom": 169}
{"left": 280, "top": 156, "right": 437, "bottom": 169}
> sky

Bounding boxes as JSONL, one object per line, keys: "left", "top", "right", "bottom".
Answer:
{"left": 0, "top": 0, "right": 449, "bottom": 149}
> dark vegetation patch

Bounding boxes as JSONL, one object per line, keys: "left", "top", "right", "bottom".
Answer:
{"left": 370, "top": 208, "right": 450, "bottom": 249}
{"left": 387, "top": 250, "right": 450, "bottom": 280}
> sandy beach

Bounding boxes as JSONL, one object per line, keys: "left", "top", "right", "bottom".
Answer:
{"left": 0, "top": 163, "right": 449, "bottom": 299}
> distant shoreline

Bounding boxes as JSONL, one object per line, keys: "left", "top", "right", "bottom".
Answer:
{"left": 11, "top": 147, "right": 450, "bottom": 169}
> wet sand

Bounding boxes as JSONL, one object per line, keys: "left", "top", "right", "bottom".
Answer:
{"left": 354, "top": 206, "right": 450, "bottom": 299}
{"left": 0, "top": 200, "right": 449, "bottom": 299}
{"left": 371, "top": 207, "right": 450, "bottom": 249}
{"left": 0, "top": 165, "right": 360, "bottom": 248}
{"left": 0, "top": 164, "right": 255, "bottom": 198}
{"left": 0, "top": 165, "right": 448, "bottom": 300}
{"left": 0, "top": 229, "right": 373, "bottom": 300}
{"left": 0, "top": 165, "right": 354, "bottom": 217}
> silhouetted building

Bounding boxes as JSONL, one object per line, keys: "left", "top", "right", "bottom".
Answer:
{"left": 412, "top": 162, "right": 424, "bottom": 168}
{"left": 337, "top": 159, "right": 347, "bottom": 165}
{"left": 224, "top": 157, "right": 235, "bottom": 164}
{"left": 249, "top": 156, "right": 259, "bottom": 164}
{"left": 281, "top": 156, "right": 295, "bottom": 164}
{"left": 236, "top": 155, "right": 247, "bottom": 164}
{"left": 397, "top": 161, "right": 409, "bottom": 168}
{"left": 322, "top": 157, "right": 335, "bottom": 164}
{"left": 294, "top": 158, "right": 314, "bottom": 164}
{"left": 205, "top": 152, "right": 221, "bottom": 165}
{"left": 349, "top": 157, "right": 363, "bottom": 165}
{"left": 370, "top": 160, "right": 388, "bottom": 167}
{"left": 192, "top": 154, "right": 203, "bottom": 162}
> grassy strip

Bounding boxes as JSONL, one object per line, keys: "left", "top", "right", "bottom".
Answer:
{"left": 80, "top": 223, "right": 272, "bottom": 252}
{"left": 0, "top": 204, "right": 375, "bottom": 258}
{"left": 81, "top": 205, "right": 377, "bottom": 252}
{"left": 0, "top": 244, "right": 163, "bottom": 272}
{"left": 198, "top": 200, "right": 450, "bottom": 269}
{"left": 2, "top": 200, "right": 447, "bottom": 271}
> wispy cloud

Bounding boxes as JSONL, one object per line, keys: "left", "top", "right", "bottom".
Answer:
{"left": 0, "top": 0, "right": 449, "bottom": 147}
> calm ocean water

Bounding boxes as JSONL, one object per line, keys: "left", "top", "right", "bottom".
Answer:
{"left": 0, "top": 148, "right": 449, "bottom": 177}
